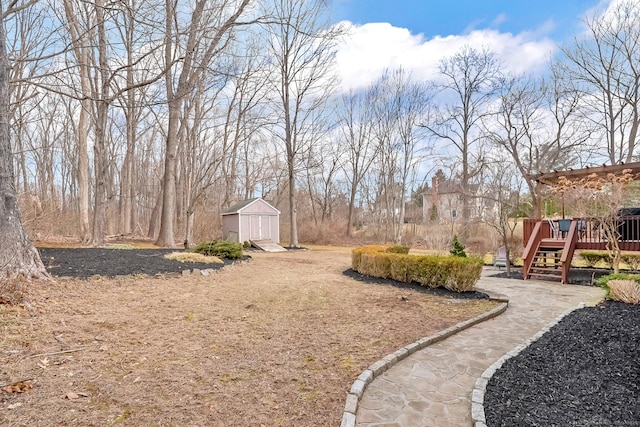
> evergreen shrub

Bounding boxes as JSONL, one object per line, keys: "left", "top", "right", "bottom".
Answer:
{"left": 189, "top": 240, "right": 243, "bottom": 260}
{"left": 579, "top": 251, "right": 613, "bottom": 268}
{"left": 621, "top": 253, "right": 640, "bottom": 271}
{"left": 450, "top": 235, "right": 467, "bottom": 257}
{"left": 595, "top": 272, "right": 640, "bottom": 287}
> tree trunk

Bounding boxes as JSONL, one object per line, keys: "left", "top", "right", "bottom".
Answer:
{"left": 63, "top": 0, "right": 91, "bottom": 243}
{"left": 0, "top": 14, "right": 48, "bottom": 278}
{"left": 184, "top": 208, "right": 194, "bottom": 249}
{"left": 148, "top": 184, "right": 163, "bottom": 240}
{"left": 288, "top": 166, "right": 299, "bottom": 248}
{"left": 90, "top": 0, "right": 110, "bottom": 246}
{"left": 346, "top": 181, "right": 357, "bottom": 237}
{"left": 155, "top": 100, "right": 179, "bottom": 247}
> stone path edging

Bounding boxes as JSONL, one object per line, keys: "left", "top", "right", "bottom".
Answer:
{"left": 340, "top": 297, "right": 509, "bottom": 427}
{"left": 470, "top": 302, "right": 587, "bottom": 427}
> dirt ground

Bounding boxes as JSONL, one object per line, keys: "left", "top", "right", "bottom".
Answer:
{"left": 1, "top": 247, "right": 498, "bottom": 426}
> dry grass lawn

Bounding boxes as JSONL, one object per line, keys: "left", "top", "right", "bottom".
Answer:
{"left": 1, "top": 247, "right": 498, "bottom": 426}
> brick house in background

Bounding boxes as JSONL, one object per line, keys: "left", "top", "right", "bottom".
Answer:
{"left": 422, "top": 173, "right": 483, "bottom": 223}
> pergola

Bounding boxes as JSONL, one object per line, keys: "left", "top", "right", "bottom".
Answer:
{"left": 530, "top": 161, "right": 640, "bottom": 219}
{"left": 523, "top": 162, "right": 640, "bottom": 283}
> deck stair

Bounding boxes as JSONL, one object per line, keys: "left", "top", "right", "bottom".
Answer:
{"left": 527, "top": 248, "right": 563, "bottom": 281}
{"left": 523, "top": 220, "right": 579, "bottom": 284}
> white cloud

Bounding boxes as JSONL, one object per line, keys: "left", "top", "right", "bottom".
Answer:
{"left": 334, "top": 21, "right": 557, "bottom": 92}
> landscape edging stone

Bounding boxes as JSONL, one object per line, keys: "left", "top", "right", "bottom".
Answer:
{"left": 470, "top": 302, "right": 587, "bottom": 427}
{"left": 340, "top": 297, "right": 508, "bottom": 426}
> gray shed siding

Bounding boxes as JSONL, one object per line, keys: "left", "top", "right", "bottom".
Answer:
{"left": 221, "top": 198, "right": 280, "bottom": 244}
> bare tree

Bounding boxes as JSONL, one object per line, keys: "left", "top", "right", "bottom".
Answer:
{"left": 155, "top": 0, "right": 253, "bottom": 247}
{"left": 6, "top": 3, "right": 51, "bottom": 195}
{"left": 338, "top": 88, "right": 378, "bottom": 237}
{"left": 425, "top": 46, "right": 503, "bottom": 221}
{"left": 485, "top": 69, "right": 589, "bottom": 216}
{"left": 367, "top": 68, "right": 431, "bottom": 243}
{"left": 561, "top": 0, "right": 640, "bottom": 164}
{"left": 263, "top": 0, "right": 342, "bottom": 247}
{"left": 483, "top": 158, "right": 523, "bottom": 277}
{"left": 304, "top": 135, "right": 342, "bottom": 226}
{"left": 220, "top": 39, "right": 270, "bottom": 207}
{"left": 0, "top": 1, "right": 48, "bottom": 278}
{"left": 390, "top": 69, "right": 431, "bottom": 243}
{"left": 61, "top": 0, "right": 92, "bottom": 242}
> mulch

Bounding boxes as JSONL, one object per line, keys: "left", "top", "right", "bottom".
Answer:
{"left": 38, "top": 248, "right": 237, "bottom": 278}
{"left": 343, "top": 268, "right": 490, "bottom": 300}
{"left": 490, "top": 266, "right": 613, "bottom": 286}
{"left": 484, "top": 300, "right": 640, "bottom": 426}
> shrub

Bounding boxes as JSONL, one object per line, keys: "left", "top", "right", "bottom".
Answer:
{"left": 450, "top": 235, "right": 467, "bottom": 258}
{"left": 385, "top": 244, "right": 410, "bottom": 254}
{"left": 606, "top": 280, "right": 640, "bottom": 304}
{"left": 595, "top": 272, "right": 640, "bottom": 288}
{"left": 579, "top": 251, "right": 612, "bottom": 268}
{"left": 621, "top": 253, "right": 640, "bottom": 271}
{"left": 352, "top": 245, "right": 483, "bottom": 292}
{"left": 189, "top": 240, "right": 243, "bottom": 260}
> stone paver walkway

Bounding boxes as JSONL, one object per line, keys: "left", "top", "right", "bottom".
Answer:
{"left": 355, "top": 271, "right": 605, "bottom": 426}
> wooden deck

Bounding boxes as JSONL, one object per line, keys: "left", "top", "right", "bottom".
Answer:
{"left": 522, "top": 216, "right": 640, "bottom": 283}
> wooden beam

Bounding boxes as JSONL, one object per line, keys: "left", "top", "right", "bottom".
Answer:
{"left": 533, "top": 162, "right": 640, "bottom": 186}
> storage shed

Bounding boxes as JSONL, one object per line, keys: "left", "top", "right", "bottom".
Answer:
{"left": 220, "top": 198, "right": 281, "bottom": 244}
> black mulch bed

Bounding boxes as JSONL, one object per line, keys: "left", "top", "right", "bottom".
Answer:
{"left": 490, "top": 267, "right": 612, "bottom": 286}
{"left": 38, "top": 248, "right": 240, "bottom": 278}
{"left": 485, "top": 300, "right": 640, "bottom": 427}
{"left": 343, "top": 269, "right": 490, "bottom": 300}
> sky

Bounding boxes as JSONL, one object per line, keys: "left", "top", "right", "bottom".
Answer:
{"left": 330, "top": 0, "right": 609, "bottom": 91}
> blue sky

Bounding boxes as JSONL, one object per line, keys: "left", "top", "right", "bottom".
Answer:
{"left": 332, "top": 0, "right": 600, "bottom": 41}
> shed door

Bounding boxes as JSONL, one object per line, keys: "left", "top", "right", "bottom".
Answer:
{"left": 249, "top": 215, "right": 271, "bottom": 240}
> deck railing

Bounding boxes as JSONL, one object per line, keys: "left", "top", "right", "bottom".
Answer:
{"left": 523, "top": 216, "right": 640, "bottom": 251}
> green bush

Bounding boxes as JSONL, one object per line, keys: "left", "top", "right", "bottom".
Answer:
{"left": 595, "top": 272, "right": 640, "bottom": 288}
{"left": 579, "top": 251, "right": 612, "bottom": 268}
{"left": 595, "top": 273, "right": 640, "bottom": 301}
{"left": 189, "top": 240, "right": 243, "bottom": 260}
{"left": 621, "top": 253, "right": 640, "bottom": 271}
{"left": 450, "top": 235, "right": 467, "bottom": 258}
{"left": 352, "top": 245, "right": 483, "bottom": 292}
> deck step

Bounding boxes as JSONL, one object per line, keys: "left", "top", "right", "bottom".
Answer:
{"left": 531, "top": 265, "right": 562, "bottom": 271}
{"left": 528, "top": 272, "right": 564, "bottom": 279}
{"left": 526, "top": 247, "right": 564, "bottom": 282}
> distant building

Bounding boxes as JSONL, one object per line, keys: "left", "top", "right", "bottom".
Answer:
{"left": 422, "top": 174, "right": 482, "bottom": 222}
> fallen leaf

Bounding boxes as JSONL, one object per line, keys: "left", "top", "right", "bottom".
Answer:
{"left": 64, "top": 391, "right": 79, "bottom": 400}
{"left": 3, "top": 381, "right": 33, "bottom": 393}
{"left": 38, "top": 357, "right": 50, "bottom": 369}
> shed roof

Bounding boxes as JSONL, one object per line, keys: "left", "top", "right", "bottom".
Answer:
{"left": 220, "top": 197, "right": 280, "bottom": 215}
